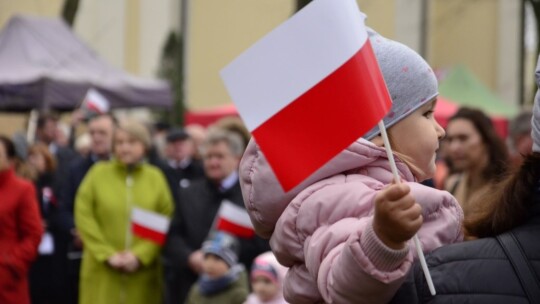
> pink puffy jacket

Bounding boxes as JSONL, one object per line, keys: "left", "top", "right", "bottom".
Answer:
{"left": 239, "top": 138, "right": 463, "bottom": 304}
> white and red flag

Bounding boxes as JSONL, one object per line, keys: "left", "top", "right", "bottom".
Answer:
{"left": 81, "top": 88, "right": 110, "bottom": 114}
{"left": 131, "top": 207, "right": 170, "bottom": 245}
{"left": 215, "top": 200, "right": 255, "bottom": 239}
{"left": 221, "top": 0, "right": 392, "bottom": 191}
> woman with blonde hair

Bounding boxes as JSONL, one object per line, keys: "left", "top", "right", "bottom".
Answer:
{"left": 75, "top": 119, "right": 174, "bottom": 304}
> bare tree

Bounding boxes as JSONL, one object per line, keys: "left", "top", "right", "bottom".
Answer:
{"left": 157, "top": 31, "right": 185, "bottom": 126}
{"left": 297, "top": 0, "right": 312, "bottom": 11}
{"left": 62, "top": 0, "right": 80, "bottom": 27}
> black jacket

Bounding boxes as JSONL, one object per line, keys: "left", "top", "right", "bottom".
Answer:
{"left": 163, "top": 177, "right": 270, "bottom": 304}
{"left": 56, "top": 156, "right": 96, "bottom": 233}
{"left": 154, "top": 158, "right": 205, "bottom": 206}
{"left": 391, "top": 201, "right": 540, "bottom": 304}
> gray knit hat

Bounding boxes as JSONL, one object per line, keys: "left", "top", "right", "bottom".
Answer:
{"left": 363, "top": 29, "right": 439, "bottom": 140}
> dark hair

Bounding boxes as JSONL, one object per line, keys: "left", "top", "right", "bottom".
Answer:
{"left": 37, "top": 112, "right": 59, "bottom": 129}
{"left": 448, "top": 107, "right": 509, "bottom": 180}
{"left": 465, "top": 153, "right": 540, "bottom": 237}
{"left": 0, "top": 135, "right": 16, "bottom": 159}
{"left": 88, "top": 113, "right": 118, "bottom": 126}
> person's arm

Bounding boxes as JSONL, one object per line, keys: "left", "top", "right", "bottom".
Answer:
{"left": 306, "top": 217, "right": 412, "bottom": 304}
{"left": 74, "top": 167, "right": 116, "bottom": 262}
{"left": 272, "top": 181, "right": 416, "bottom": 304}
{"left": 54, "top": 163, "right": 78, "bottom": 234}
{"left": 0, "top": 183, "right": 43, "bottom": 278}
{"left": 162, "top": 189, "right": 195, "bottom": 270}
{"left": 388, "top": 264, "right": 423, "bottom": 304}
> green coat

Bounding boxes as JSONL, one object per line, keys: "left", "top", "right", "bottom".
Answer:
{"left": 75, "top": 160, "right": 174, "bottom": 304}
{"left": 186, "top": 269, "right": 249, "bottom": 304}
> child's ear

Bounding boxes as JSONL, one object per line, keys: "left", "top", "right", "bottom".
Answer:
{"left": 370, "top": 135, "right": 384, "bottom": 147}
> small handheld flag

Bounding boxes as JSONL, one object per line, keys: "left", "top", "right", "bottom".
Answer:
{"left": 81, "top": 88, "right": 110, "bottom": 115}
{"left": 214, "top": 200, "right": 255, "bottom": 239}
{"left": 131, "top": 207, "right": 170, "bottom": 245}
{"left": 220, "top": 0, "right": 392, "bottom": 192}
{"left": 220, "top": 0, "right": 436, "bottom": 296}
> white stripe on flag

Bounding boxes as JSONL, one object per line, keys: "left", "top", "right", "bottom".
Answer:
{"left": 220, "top": 0, "right": 367, "bottom": 131}
{"left": 131, "top": 207, "right": 169, "bottom": 233}
{"left": 219, "top": 200, "right": 253, "bottom": 228}
{"left": 84, "top": 88, "right": 109, "bottom": 113}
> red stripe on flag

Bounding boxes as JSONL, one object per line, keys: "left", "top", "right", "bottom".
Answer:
{"left": 86, "top": 102, "right": 104, "bottom": 114}
{"left": 132, "top": 223, "right": 166, "bottom": 245}
{"left": 216, "top": 218, "right": 255, "bottom": 238}
{"left": 252, "top": 40, "right": 392, "bottom": 191}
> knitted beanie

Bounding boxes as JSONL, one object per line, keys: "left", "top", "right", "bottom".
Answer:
{"left": 202, "top": 231, "right": 240, "bottom": 267}
{"left": 250, "top": 251, "right": 287, "bottom": 285}
{"left": 363, "top": 29, "right": 439, "bottom": 140}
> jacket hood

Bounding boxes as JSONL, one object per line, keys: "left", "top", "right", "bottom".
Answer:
{"left": 239, "top": 137, "right": 414, "bottom": 239}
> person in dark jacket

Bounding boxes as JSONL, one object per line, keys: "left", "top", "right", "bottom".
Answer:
{"left": 26, "top": 144, "right": 65, "bottom": 304}
{"left": 35, "top": 113, "right": 79, "bottom": 190}
{"left": 391, "top": 64, "right": 540, "bottom": 304}
{"left": 55, "top": 113, "right": 116, "bottom": 304}
{"left": 163, "top": 129, "right": 270, "bottom": 304}
{"left": 156, "top": 128, "right": 205, "bottom": 206}
{"left": 186, "top": 232, "right": 249, "bottom": 304}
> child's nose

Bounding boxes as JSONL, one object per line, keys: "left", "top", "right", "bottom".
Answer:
{"left": 435, "top": 121, "right": 446, "bottom": 140}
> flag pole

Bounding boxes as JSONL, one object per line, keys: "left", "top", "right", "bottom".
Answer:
{"left": 378, "top": 121, "right": 436, "bottom": 296}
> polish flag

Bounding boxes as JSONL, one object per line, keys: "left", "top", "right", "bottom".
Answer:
{"left": 215, "top": 200, "right": 255, "bottom": 239}
{"left": 131, "top": 207, "right": 170, "bottom": 245}
{"left": 82, "top": 88, "right": 110, "bottom": 114}
{"left": 221, "top": 0, "right": 392, "bottom": 191}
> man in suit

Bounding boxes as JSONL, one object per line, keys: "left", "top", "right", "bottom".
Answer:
{"left": 56, "top": 113, "right": 116, "bottom": 304}
{"left": 158, "top": 128, "right": 205, "bottom": 205}
{"left": 163, "top": 129, "right": 270, "bottom": 304}
{"left": 35, "top": 113, "right": 79, "bottom": 189}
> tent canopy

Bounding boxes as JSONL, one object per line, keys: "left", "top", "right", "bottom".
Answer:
{"left": 438, "top": 65, "right": 518, "bottom": 118}
{"left": 0, "top": 15, "right": 172, "bottom": 112}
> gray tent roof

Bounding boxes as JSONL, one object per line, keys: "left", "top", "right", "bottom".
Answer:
{"left": 0, "top": 15, "right": 172, "bottom": 111}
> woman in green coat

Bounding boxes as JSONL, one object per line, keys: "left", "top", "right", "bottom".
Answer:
{"left": 75, "top": 119, "right": 174, "bottom": 304}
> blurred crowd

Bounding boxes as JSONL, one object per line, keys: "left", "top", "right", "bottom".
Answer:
{"left": 0, "top": 104, "right": 533, "bottom": 304}
{"left": 0, "top": 111, "right": 280, "bottom": 304}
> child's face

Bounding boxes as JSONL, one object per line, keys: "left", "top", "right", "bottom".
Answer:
{"left": 388, "top": 99, "right": 445, "bottom": 181}
{"left": 252, "top": 276, "right": 279, "bottom": 302}
{"left": 202, "top": 254, "right": 230, "bottom": 279}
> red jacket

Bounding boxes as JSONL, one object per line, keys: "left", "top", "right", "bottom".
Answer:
{"left": 0, "top": 168, "right": 43, "bottom": 304}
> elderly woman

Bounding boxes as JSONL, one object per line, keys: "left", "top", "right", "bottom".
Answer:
{"left": 0, "top": 136, "right": 43, "bottom": 304}
{"left": 75, "top": 119, "right": 174, "bottom": 304}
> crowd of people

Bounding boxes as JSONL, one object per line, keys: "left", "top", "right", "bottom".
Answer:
{"left": 0, "top": 112, "right": 276, "bottom": 304}
{"left": 1, "top": 28, "right": 540, "bottom": 304}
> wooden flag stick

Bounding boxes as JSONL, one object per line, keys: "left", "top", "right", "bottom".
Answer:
{"left": 378, "top": 121, "right": 436, "bottom": 296}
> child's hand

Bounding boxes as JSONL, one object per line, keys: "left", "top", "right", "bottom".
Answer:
{"left": 373, "top": 183, "right": 423, "bottom": 250}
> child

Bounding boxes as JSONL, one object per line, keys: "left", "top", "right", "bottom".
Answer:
{"left": 186, "top": 232, "right": 249, "bottom": 304}
{"left": 244, "top": 252, "right": 288, "bottom": 304}
{"left": 239, "top": 29, "right": 464, "bottom": 304}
